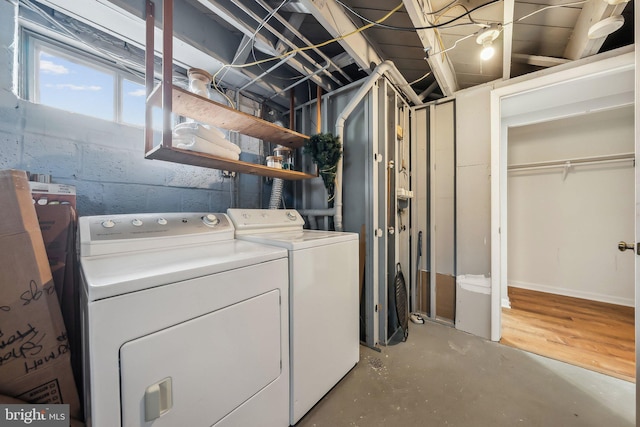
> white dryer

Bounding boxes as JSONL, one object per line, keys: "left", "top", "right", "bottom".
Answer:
{"left": 78, "top": 212, "right": 289, "bottom": 427}
{"left": 226, "top": 208, "right": 359, "bottom": 425}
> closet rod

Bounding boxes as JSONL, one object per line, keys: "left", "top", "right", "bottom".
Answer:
{"left": 508, "top": 153, "right": 634, "bottom": 171}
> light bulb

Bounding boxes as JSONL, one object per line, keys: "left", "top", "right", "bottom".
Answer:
{"left": 480, "top": 41, "right": 495, "bottom": 60}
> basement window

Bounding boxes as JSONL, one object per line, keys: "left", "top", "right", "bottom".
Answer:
{"left": 21, "top": 30, "right": 150, "bottom": 127}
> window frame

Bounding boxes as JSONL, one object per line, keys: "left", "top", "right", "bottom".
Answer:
{"left": 20, "top": 27, "right": 148, "bottom": 127}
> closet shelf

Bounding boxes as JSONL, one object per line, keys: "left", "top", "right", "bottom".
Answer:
{"left": 146, "top": 145, "right": 316, "bottom": 181}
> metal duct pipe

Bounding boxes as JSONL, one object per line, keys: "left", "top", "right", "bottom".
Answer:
{"left": 334, "top": 60, "right": 419, "bottom": 231}
{"left": 300, "top": 60, "right": 421, "bottom": 231}
{"left": 269, "top": 178, "right": 284, "bottom": 209}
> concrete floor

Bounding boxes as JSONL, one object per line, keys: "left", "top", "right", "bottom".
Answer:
{"left": 296, "top": 321, "right": 635, "bottom": 427}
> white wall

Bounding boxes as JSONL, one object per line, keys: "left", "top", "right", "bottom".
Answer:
{"left": 433, "top": 101, "right": 456, "bottom": 277}
{"left": 507, "top": 107, "right": 635, "bottom": 306}
{"left": 455, "top": 86, "right": 492, "bottom": 275}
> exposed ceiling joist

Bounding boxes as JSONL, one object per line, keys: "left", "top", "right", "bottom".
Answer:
{"left": 194, "top": 0, "right": 277, "bottom": 56}
{"left": 502, "top": 0, "right": 515, "bottom": 80}
{"left": 563, "top": 0, "right": 627, "bottom": 60}
{"left": 299, "top": 0, "right": 384, "bottom": 72}
{"left": 275, "top": 12, "right": 305, "bottom": 55}
{"left": 254, "top": 0, "right": 354, "bottom": 83}
{"left": 402, "top": 0, "right": 458, "bottom": 96}
{"left": 512, "top": 53, "right": 571, "bottom": 67}
{"left": 31, "top": 0, "right": 636, "bottom": 111}
{"left": 197, "top": 0, "right": 338, "bottom": 92}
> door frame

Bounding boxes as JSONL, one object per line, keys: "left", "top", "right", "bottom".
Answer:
{"left": 489, "top": 50, "right": 635, "bottom": 341}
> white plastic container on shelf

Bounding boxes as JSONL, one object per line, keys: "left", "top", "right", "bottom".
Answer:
{"left": 455, "top": 274, "right": 491, "bottom": 339}
{"left": 187, "top": 68, "right": 212, "bottom": 97}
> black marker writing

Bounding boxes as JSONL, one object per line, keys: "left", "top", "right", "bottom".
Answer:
{"left": 20, "top": 280, "right": 54, "bottom": 306}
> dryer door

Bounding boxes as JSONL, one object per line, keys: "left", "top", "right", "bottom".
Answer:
{"left": 119, "top": 288, "right": 282, "bottom": 426}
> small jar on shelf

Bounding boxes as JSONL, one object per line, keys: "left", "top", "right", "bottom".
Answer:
{"left": 187, "top": 68, "right": 212, "bottom": 98}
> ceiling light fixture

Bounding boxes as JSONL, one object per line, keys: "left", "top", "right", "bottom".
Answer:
{"left": 605, "top": 0, "right": 629, "bottom": 5}
{"left": 476, "top": 24, "right": 501, "bottom": 61}
{"left": 587, "top": 15, "right": 625, "bottom": 39}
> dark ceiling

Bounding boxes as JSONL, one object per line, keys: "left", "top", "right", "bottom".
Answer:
{"left": 33, "top": 0, "right": 635, "bottom": 109}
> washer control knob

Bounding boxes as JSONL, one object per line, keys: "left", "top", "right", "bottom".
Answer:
{"left": 286, "top": 212, "right": 297, "bottom": 221}
{"left": 157, "top": 218, "right": 168, "bottom": 225}
{"left": 202, "top": 214, "right": 219, "bottom": 226}
{"left": 102, "top": 219, "right": 115, "bottom": 228}
{"left": 131, "top": 218, "right": 143, "bottom": 227}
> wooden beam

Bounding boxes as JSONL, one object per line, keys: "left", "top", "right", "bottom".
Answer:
{"left": 512, "top": 54, "right": 571, "bottom": 67}
{"left": 403, "top": 0, "right": 459, "bottom": 96}
{"left": 299, "top": 0, "right": 383, "bottom": 72}
{"left": 564, "top": 0, "right": 628, "bottom": 60}
{"left": 502, "top": 0, "right": 515, "bottom": 80}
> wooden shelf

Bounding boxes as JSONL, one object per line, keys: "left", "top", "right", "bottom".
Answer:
{"left": 144, "top": 0, "right": 312, "bottom": 180}
{"left": 146, "top": 145, "right": 316, "bottom": 181}
{"left": 148, "top": 84, "right": 309, "bottom": 149}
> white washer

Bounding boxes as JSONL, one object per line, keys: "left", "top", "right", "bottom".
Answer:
{"left": 78, "top": 212, "right": 289, "bottom": 427}
{"left": 226, "top": 208, "right": 359, "bottom": 425}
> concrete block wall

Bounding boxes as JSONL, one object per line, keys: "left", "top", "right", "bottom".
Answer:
{"left": 0, "top": 0, "right": 261, "bottom": 216}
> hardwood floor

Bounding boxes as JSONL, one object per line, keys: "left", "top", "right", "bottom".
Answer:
{"left": 501, "top": 287, "right": 636, "bottom": 383}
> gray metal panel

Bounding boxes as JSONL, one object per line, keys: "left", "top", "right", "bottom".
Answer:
{"left": 297, "top": 79, "right": 410, "bottom": 347}
{"left": 455, "top": 87, "right": 492, "bottom": 276}
{"left": 433, "top": 101, "right": 456, "bottom": 276}
{"left": 321, "top": 82, "right": 378, "bottom": 345}
{"left": 411, "top": 106, "right": 429, "bottom": 314}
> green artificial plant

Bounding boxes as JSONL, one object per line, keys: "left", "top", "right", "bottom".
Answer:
{"left": 303, "top": 132, "right": 342, "bottom": 201}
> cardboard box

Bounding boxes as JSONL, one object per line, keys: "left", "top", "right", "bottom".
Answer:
{"left": 29, "top": 182, "right": 76, "bottom": 209}
{"left": 35, "top": 205, "right": 82, "bottom": 398}
{"left": 0, "top": 170, "right": 81, "bottom": 419}
{"left": 34, "top": 205, "right": 76, "bottom": 302}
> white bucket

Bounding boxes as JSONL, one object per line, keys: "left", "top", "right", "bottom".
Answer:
{"left": 457, "top": 274, "right": 491, "bottom": 294}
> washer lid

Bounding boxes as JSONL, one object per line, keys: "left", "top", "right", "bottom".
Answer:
{"left": 236, "top": 230, "right": 358, "bottom": 250}
{"left": 80, "top": 240, "right": 287, "bottom": 301}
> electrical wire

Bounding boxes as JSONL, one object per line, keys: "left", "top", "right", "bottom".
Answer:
{"left": 427, "top": 0, "right": 589, "bottom": 59}
{"left": 428, "top": 32, "right": 476, "bottom": 57}
{"left": 407, "top": 71, "right": 432, "bottom": 86}
{"left": 217, "top": 0, "right": 288, "bottom": 85}
{"left": 211, "top": 2, "right": 405, "bottom": 102}
{"left": 25, "top": 0, "right": 591, "bottom": 103}
{"left": 425, "top": 0, "right": 465, "bottom": 16}
{"left": 333, "top": 0, "right": 502, "bottom": 31}
{"left": 250, "top": 44, "right": 302, "bottom": 81}
{"left": 441, "top": 4, "right": 481, "bottom": 26}
{"left": 428, "top": 0, "right": 487, "bottom": 78}
{"left": 213, "top": 0, "right": 289, "bottom": 106}
{"left": 334, "top": 0, "right": 466, "bottom": 29}
{"left": 508, "top": 0, "right": 588, "bottom": 25}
